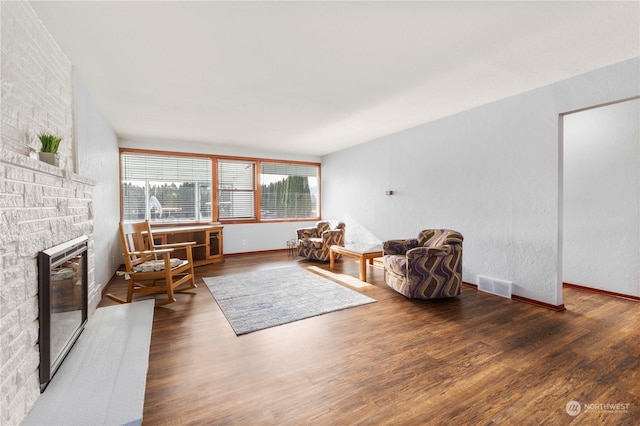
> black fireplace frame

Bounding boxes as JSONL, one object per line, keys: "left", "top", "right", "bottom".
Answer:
{"left": 37, "top": 235, "right": 88, "bottom": 392}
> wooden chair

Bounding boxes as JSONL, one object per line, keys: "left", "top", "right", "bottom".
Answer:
{"left": 107, "top": 221, "right": 197, "bottom": 306}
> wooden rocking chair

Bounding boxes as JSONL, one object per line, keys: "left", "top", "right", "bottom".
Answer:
{"left": 107, "top": 221, "right": 197, "bottom": 306}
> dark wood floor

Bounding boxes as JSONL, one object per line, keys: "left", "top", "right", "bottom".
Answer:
{"left": 99, "top": 252, "right": 640, "bottom": 425}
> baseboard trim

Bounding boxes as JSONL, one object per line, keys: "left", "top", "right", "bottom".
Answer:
{"left": 512, "top": 294, "right": 565, "bottom": 311}
{"left": 463, "top": 282, "right": 566, "bottom": 311}
{"left": 563, "top": 282, "right": 640, "bottom": 302}
{"left": 226, "top": 248, "right": 290, "bottom": 257}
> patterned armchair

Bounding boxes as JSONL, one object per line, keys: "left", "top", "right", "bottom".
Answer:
{"left": 383, "top": 229, "right": 463, "bottom": 299}
{"left": 297, "top": 221, "right": 346, "bottom": 262}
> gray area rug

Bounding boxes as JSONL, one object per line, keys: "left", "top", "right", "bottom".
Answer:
{"left": 204, "top": 267, "right": 376, "bottom": 335}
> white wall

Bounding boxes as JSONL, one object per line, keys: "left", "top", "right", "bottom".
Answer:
{"left": 224, "top": 221, "right": 314, "bottom": 254}
{"left": 75, "top": 74, "right": 121, "bottom": 293}
{"left": 563, "top": 99, "right": 640, "bottom": 296}
{"left": 321, "top": 58, "right": 640, "bottom": 307}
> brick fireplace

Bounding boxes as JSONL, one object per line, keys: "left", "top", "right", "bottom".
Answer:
{"left": 0, "top": 151, "right": 97, "bottom": 423}
{"left": 1, "top": 2, "right": 98, "bottom": 424}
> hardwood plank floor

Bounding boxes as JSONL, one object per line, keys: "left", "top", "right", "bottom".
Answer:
{"left": 99, "top": 252, "right": 640, "bottom": 425}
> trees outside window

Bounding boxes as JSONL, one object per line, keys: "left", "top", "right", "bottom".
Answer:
{"left": 260, "top": 162, "right": 318, "bottom": 220}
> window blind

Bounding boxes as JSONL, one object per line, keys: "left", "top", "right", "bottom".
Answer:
{"left": 121, "top": 152, "right": 212, "bottom": 223}
{"left": 217, "top": 159, "right": 256, "bottom": 220}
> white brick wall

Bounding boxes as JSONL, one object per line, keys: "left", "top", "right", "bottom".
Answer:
{"left": 1, "top": 3, "right": 96, "bottom": 424}
{"left": 1, "top": 2, "right": 73, "bottom": 165}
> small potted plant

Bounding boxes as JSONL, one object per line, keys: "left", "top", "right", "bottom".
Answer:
{"left": 38, "top": 133, "right": 62, "bottom": 166}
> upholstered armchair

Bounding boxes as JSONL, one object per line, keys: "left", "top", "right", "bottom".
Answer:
{"left": 297, "top": 221, "right": 346, "bottom": 261}
{"left": 383, "top": 229, "right": 463, "bottom": 299}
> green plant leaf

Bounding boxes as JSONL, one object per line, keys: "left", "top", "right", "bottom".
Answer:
{"left": 38, "top": 133, "right": 62, "bottom": 153}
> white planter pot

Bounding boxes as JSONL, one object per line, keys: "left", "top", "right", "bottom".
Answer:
{"left": 39, "top": 152, "right": 59, "bottom": 167}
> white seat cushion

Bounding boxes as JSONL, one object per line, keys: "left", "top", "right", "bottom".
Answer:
{"left": 132, "top": 258, "right": 185, "bottom": 272}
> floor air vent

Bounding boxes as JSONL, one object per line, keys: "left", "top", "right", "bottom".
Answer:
{"left": 477, "top": 275, "right": 512, "bottom": 299}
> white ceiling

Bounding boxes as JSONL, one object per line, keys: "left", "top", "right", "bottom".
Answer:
{"left": 30, "top": 1, "right": 640, "bottom": 157}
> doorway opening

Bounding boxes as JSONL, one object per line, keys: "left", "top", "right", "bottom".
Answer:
{"left": 559, "top": 96, "right": 640, "bottom": 305}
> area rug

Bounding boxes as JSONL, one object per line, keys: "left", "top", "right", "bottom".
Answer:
{"left": 204, "top": 267, "right": 376, "bottom": 335}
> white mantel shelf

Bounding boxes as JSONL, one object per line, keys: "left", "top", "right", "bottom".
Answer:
{"left": 1, "top": 149, "right": 96, "bottom": 186}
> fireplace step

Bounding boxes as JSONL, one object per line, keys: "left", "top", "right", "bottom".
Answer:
{"left": 23, "top": 300, "right": 154, "bottom": 426}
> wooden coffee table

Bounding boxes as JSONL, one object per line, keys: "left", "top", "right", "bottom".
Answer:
{"left": 329, "top": 243, "right": 383, "bottom": 282}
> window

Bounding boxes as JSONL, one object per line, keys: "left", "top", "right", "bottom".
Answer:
{"left": 217, "top": 159, "right": 256, "bottom": 220}
{"left": 260, "top": 162, "right": 319, "bottom": 219}
{"left": 121, "top": 152, "right": 212, "bottom": 223}
{"left": 120, "top": 149, "right": 320, "bottom": 223}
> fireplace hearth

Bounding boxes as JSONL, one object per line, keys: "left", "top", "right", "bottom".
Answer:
{"left": 37, "top": 235, "right": 89, "bottom": 392}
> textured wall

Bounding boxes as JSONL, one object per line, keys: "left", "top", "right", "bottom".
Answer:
{"left": 0, "top": 2, "right": 96, "bottom": 424}
{"left": 321, "top": 58, "right": 640, "bottom": 307}
{"left": 74, "top": 75, "right": 121, "bottom": 292}
{"left": 563, "top": 99, "right": 640, "bottom": 296}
